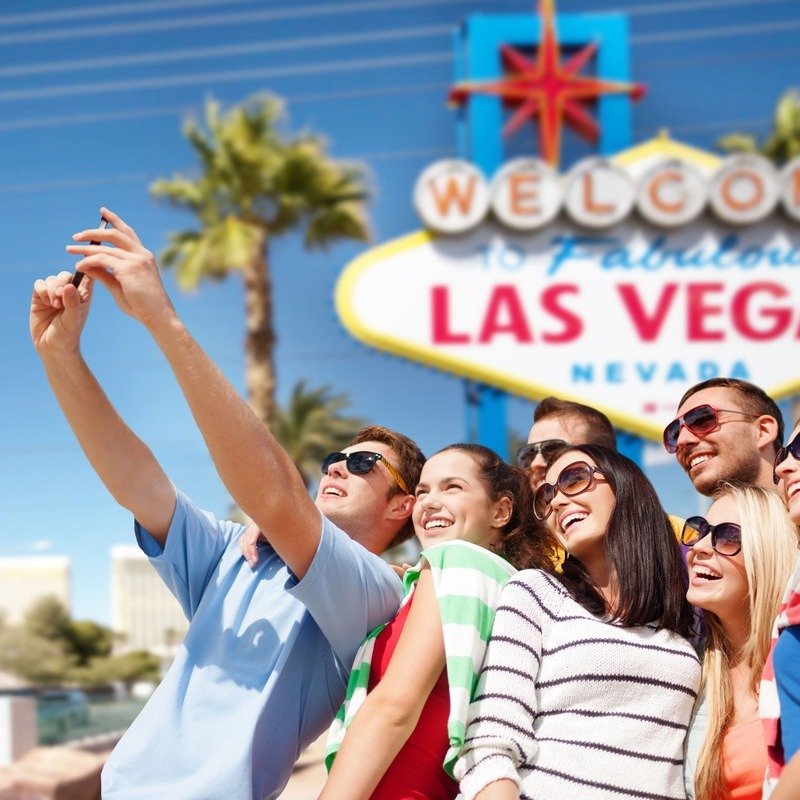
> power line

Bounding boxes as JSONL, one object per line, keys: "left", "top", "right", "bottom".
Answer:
{"left": 621, "top": 0, "right": 793, "bottom": 16}
{"left": 0, "top": 0, "right": 491, "bottom": 46}
{"left": 0, "top": 115, "right": 774, "bottom": 196}
{"left": 0, "top": 24, "right": 451, "bottom": 79}
{"left": 632, "top": 16, "right": 800, "bottom": 43}
{"left": 0, "top": 52, "right": 453, "bottom": 103}
{"left": 2, "top": 0, "right": 793, "bottom": 79}
{"left": 0, "top": 0, "right": 286, "bottom": 27}
{"left": 0, "top": 82, "right": 450, "bottom": 133}
{"left": 0, "top": 11, "right": 796, "bottom": 105}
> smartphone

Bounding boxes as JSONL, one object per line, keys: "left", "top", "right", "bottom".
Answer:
{"left": 71, "top": 217, "right": 110, "bottom": 288}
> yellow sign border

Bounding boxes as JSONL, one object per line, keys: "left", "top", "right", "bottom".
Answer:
{"left": 335, "top": 138, "right": 800, "bottom": 442}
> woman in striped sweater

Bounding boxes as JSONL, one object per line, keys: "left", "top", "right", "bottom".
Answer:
{"left": 321, "top": 444, "right": 555, "bottom": 800}
{"left": 456, "top": 444, "right": 700, "bottom": 800}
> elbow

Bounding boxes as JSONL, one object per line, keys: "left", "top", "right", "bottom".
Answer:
{"left": 363, "top": 688, "right": 425, "bottom": 733}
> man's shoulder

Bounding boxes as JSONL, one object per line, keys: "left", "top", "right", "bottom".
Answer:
{"left": 318, "top": 514, "right": 396, "bottom": 573}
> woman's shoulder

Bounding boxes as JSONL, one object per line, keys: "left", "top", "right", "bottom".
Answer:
{"left": 421, "top": 540, "right": 517, "bottom": 580}
{"left": 500, "top": 568, "right": 571, "bottom": 616}
{"left": 507, "top": 567, "right": 567, "bottom": 593}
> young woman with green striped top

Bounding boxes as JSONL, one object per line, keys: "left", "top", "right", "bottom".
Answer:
{"left": 320, "top": 443, "right": 554, "bottom": 800}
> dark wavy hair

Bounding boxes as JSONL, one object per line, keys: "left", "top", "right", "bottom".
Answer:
{"left": 548, "top": 444, "right": 695, "bottom": 638}
{"left": 437, "top": 443, "right": 555, "bottom": 570}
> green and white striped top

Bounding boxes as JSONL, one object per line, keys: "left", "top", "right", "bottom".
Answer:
{"left": 324, "top": 539, "right": 517, "bottom": 778}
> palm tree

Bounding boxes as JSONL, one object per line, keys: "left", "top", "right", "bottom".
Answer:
{"left": 274, "top": 380, "right": 365, "bottom": 488}
{"left": 151, "top": 95, "right": 371, "bottom": 428}
{"left": 718, "top": 89, "right": 800, "bottom": 165}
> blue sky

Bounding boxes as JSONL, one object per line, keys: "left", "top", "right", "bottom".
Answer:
{"left": 1, "top": 0, "right": 797, "bottom": 622}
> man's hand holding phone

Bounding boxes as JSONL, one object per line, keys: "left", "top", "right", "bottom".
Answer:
{"left": 66, "top": 207, "right": 175, "bottom": 331}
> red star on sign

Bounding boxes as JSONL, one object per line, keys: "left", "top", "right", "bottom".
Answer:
{"left": 448, "top": 0, "right": 646, "bottom": 166}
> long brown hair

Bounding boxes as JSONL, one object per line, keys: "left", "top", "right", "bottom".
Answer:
{"left": 553, "top": 444, "right": 695, "bottom": 637}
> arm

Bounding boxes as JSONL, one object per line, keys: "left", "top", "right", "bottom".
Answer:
{"left": 474, "top": 781, "right": 519, "bottom": 800}
{"left": 67, "top": 209, "right": 320, "bottom": 577}
{"left": 320, "top": 568, "right": 444, "bottom": 800}
{"left": 772, "top": 751, "right": 800, "bottom": 800}
{"left": 29, "top": 271, "right": 175, "bottom": 540}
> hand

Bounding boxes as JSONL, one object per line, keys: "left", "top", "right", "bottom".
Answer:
{"left": 30, "top": 271, "right": 93, "bottom": 357}
{"left": 66, "top": 207, "right": 175, "bottom": 330}
{"left": 239, "top": 524, "right": 268, "bottom": 568}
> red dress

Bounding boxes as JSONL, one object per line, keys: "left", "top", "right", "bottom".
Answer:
{"left": 366, "top": 593, "right": 459, "bottom": 800}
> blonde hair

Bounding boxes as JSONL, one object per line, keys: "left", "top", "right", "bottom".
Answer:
{"left": 695, "top": 485, "right": 800, "bottom": 800}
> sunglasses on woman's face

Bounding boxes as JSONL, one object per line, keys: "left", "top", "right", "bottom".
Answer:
{"left": 533, "top": 460, "right": 604, "bottom": 521}
{"left": 516, "top": 439, "right": 567, "bottom": 469}
{"left": 773, "top": 431, "right": 800, "bottom": 484}
{"left": 662, "top": 404, "right": 760, "bottom": 454}
{"left": 681, "top": 516, "right": 742, "bottom": 556}
{"left": 321, "top": 451, "right": 408, "bottom": 493}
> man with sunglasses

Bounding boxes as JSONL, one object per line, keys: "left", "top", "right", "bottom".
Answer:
{"left": 517, "top": 396, "right": 617, "bottom": 489}
{"left": 30, "top": 209, "right": 425, "bottom": 800}
{"left": 664, "top": 378, "right": 783, "bottom": 497}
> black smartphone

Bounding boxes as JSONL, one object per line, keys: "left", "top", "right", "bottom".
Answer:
{"left": 71, "top": 217, "right": 110, "bottom": 287}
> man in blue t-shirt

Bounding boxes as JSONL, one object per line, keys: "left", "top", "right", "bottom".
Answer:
{"left": 30, "top": 208, "right": 425, "bottom": 799}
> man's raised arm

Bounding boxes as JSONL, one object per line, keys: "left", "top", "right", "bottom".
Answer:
{"left": 29, "top": 271, "right": 175, "bottom": 542}
{"left": 67, "top": 209, "right": 321, "bottom": 578}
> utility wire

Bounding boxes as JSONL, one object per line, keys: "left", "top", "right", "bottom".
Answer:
{"left": 0, "top": 115, "right": 773, "bottom": 195}
{"left": 0, "top": 52, "right": 453, "bottom": 103}
{"left": 0, "top": 0, "right": 503, "bottom": 46}
{"left": 0, "top": 24, "right": 451, "bottom": 79}
{"left": 0, "top": 14, "right": 797, "bottom": 104}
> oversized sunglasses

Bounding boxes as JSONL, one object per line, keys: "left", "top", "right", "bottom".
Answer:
{"left": 662, "top": 404, "right": 760, "bottom": 454}
{"left": 321, "top": 451, "right": 409, "bottom": 493}
{"left": 773, "top": 430, "right": 800, "bottom": 484}
{"left": 516, "top": 439, "right": 567, "bottom": 469}
{"left": 533, "top": 460, "right": 604, "bottom": 521}
{"left": 681, "top": 516, "right": 742, "bottom": 556}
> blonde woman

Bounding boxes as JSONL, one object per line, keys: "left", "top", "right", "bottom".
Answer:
{"left": 683, "top": 484, "right": 799, "bottom": 800}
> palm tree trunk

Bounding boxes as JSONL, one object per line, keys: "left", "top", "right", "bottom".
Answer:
{"left": 243, "top": 236, "right": 276, "bottom": 430}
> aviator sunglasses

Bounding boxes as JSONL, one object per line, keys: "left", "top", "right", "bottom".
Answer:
{"left": 516, "top": 439, "right": 567, "bottom": 469}
{"left": 662, "top": 404, "right": 760, "bottom": 454}
{"left": 321, "top": 451, "right": 409, "bottom": 493}
{"left": 773, "top": 430, "right": 800, "bottom": 484}
{"left": 533, "top": 460, "right": 605, "bottom": 520}
{"left": 681, "top": 516, "right": 742, "bottom": 556}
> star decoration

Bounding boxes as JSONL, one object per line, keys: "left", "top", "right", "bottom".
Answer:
{"left": 448, "top": 0, "right": 646, "bottom": 166}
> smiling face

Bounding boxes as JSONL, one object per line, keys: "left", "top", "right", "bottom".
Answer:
{"left": 673, "top": 387, "right": 764, "bottom": 496}
{"left": 685, "top": 494, "right": 749, "bottom": 619}
{"left": 775, "top": 423, "right": 800, "bottom": 524}
{"left": 314, "top": 440, "right": 407, "bottom": 546}
{"left": 412, "top": 449, "right": 510, "bottom": 550}
{"left": 542, "top": 451, "right": 615, "bottom": 564}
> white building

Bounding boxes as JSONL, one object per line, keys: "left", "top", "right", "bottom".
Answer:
{"left": 0, "top": 556, "right": 71, "bottom": 625}
{"left": 110, "top": 545, "right": 188, "bottom": 656}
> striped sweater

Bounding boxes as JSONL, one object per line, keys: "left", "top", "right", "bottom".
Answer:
{"left": 455, "top": 569, "right": 701, "bottom": 800}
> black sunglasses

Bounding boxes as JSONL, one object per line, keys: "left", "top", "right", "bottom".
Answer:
{"left": 516, "top": 439, "right": 567, "bottom": 469}
{"left": 681, "top": 516, "right": 742, "bottom": 556}
{"left": 663, "top": 404, "right": 760, "bottom": 454}
{"left": 533, "top": 460, "right": 604, "bottom": 521}
{"left": 321, "top": 451, "right": 409, "bottom": 493}
{"left": 774, "top": 430, "right": 800, "bottom": 484}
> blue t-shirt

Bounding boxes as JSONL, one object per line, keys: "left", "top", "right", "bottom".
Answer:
{"left": 101, "top": 490, "right": 403, "bottom": 800}
{"left": 775, "top": 624, "right": 800, "bottom": 763}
